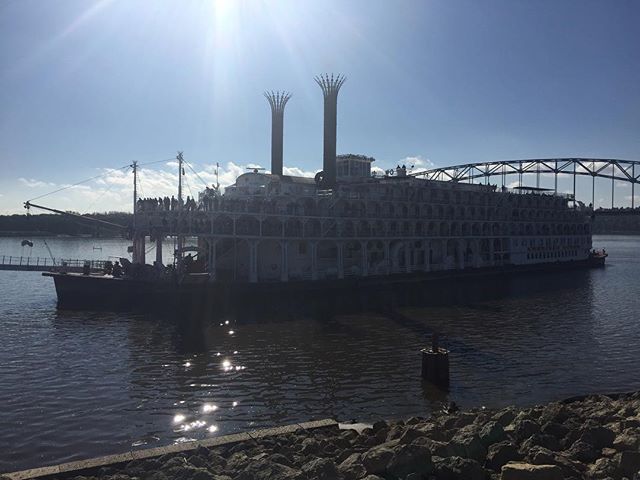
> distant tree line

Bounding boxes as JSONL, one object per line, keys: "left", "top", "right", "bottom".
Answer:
{"left": 1, "top": 208, "right": 638, "bottom": 237}
{"left": 594, "top": 207, "right": 640, "bottom": 216}
{"left": 0, "top": 212, "right": 132, "bottom": 237}
{"left": 593, "top": 208, "right": 640, "bottom": 234}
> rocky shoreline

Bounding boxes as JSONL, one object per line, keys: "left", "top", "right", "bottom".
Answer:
{"left": 9, "top": 392, "right": 640, "bottom": 480}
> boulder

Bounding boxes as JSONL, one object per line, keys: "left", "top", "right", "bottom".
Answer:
{"left": 525, "top": 446, "right": 555, "bottom": 465}
{"left": 188, "top": 454, "right": 208, "bottom": 468}
{"left": 162, "top": 456, "right": 187, "bottom": 470}
{"left": 398, "top": 427, "right": 427, "bottom": 445}
{"left": 191, "top": 469, "right": 217, "bottom": 480}
{"left": 453, "top": 413, "right": 479, "bottom": 429}
{"left": 479, "top": 421, "right": 507, "bottom": 447}
{"left": 386, "top": 443, "right": 433, "bottom": 477}
{"left": 519, "top": 433, "right": 561, "bottom": 452}
{"left": 341, "top": 430, "right": 359, "bottom": 442}
{"left": 429, "top": 439, "right": 467, "bottom": 458}
{"left": 386, "top": 424, "right": 407, "bottom": 441}
{"left": 618, "top": 450, "right": 640, "bottom": 478}
{"left": 146, "top": 472, "right": 168, "bottom": 480}
{"left": 338, "top": 453, "right": 366, "bottom": 480}
{"left": 587, "top": 457, "right": 618, "bottom": 479}
{"left": 579, "top": 425, "right": 616, "bottom": 449}
{"left": 299, "top": 437, "right": 321, "bottom": 455}
{"left": 567, "top": 440, "right": 599, "bottom": 463}
{"left": 525, "top": 447, "right": 583, "bottom": 478}
{"left": 454, "top": 434, "right": 487, "bottom": 463}
{"left": 493, "top": 408, "right": 517, "bottom": 428}
{"left": 434, "top": 455, "right": 487, "bottom": 480}
{"left": 270, "top": 453, "right": 293, "bottom": 467}
{"left": 300, "top": 458, "right": 342, "bottom": 480}
{"left": 362, "top": 444, "right": 394, "bottom": 474}
{"left": 512, "top": 419, "right": 540, "bottom": 442}
{"left": 164, "top": 464, "right": 202, "bottom": 480}
{"left": 485, "top": 441, "right": 521, "bottom": 471}
{"left": 234, "top": 460, "right": 300, "bottom": 480}
{"left": 537, "top": 403, "right": 570, "bottom": 425}
{"left": 622, "top": 417, "right": 640, "bottom": 429}
{"left": 405, "top": 416, "right": 422, "bottom": 426}
{"left": 225, "top": 452, "right": 249, "bottom": 471}
{"left": 613, "top": 431, "right": 640, "bottom": 451}
{"left": 540, "top": 421, "right": 569, "bottom": 440}
{"left": 419, "top": 423, "right": 450, "bottom": 442}
{"left": 500, "top": 462, "right": 562, "bottom": 480}
{"left": 371, "top": 420, "right": 387, "bottom": 432}
{"left": 206, "top": 452, "right": 227, "bottom": 468}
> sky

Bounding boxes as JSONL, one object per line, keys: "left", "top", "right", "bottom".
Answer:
{"left": 1, "top": 0, "right": 639, "bottom": 214}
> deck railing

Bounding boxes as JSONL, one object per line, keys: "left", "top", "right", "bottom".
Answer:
{"left": 0, "top": 256, "right": 108, "bottom": 271}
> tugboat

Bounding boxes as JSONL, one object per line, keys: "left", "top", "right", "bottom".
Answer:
{"left": 31, "top": 74, "right": 604, "bottom": 311}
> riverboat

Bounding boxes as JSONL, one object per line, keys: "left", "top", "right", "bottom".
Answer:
{"left": 39, "top": 75, "right": 604, "bottom": 311}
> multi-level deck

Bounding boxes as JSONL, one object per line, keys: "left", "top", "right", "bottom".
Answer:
{"left": 133, "top": 168, "right": 593, "bottom": 284}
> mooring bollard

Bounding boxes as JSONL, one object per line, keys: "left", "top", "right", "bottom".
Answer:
{"left": 421, "top": 333, "right": 450, "bottom": 387}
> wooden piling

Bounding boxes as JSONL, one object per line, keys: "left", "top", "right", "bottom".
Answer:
{"left": 421, "top": 333, "right": 450, "bottom": 387}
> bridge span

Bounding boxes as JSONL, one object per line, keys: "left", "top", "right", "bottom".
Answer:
{"left": 413, "top": 158, "right": 640, "bottom": 208}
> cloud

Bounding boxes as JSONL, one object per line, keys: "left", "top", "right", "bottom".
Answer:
{"left": 403, "top": 155, "right": 434, "bottom": 169}
{"left": 283, "top": 165, "right": 318, "bottom": 178}
{"left": 19, "top": 177, "right": 55, "bottom": 188}
{"left": 370, "top": 155, "right": 435, "bottom": 177}
{"left": 371, "top": 166, "right": 386, "bottom": 176}
{"left": 16, "top": 157, "right": 423, "bottom": 213}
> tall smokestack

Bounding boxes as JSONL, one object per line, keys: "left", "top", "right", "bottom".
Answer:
{"left": 315, "top": 74, "right": 346, "bottom": 188}
{"left": 264, "top": 91, "right": 291, "bottom": 176}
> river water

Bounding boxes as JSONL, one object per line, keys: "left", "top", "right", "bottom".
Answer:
{"left": 0, "top": 235, "right": 638, "bottom": 472}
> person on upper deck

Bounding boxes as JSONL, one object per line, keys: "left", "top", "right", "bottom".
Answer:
{"left": 112, "top": 261, "right": 123, "bottom": 278}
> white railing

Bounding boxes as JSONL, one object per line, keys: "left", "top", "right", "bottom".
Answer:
{"left": 0, "top": 256, "right": 107, "bottom": 270}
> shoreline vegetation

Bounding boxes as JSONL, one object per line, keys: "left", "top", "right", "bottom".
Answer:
{"left": 0, "top": 213, "right": 131, "bottom": 238}
{"left": 0, "top": 209, "right": 639, "bottom": 238}
{"left": 5, "top": 392, "right": 640, "bottom": 480}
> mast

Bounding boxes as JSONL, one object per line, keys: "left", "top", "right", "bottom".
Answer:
{"left": 132, "top": 161, "right": 138, "bottom": 229}
{"left": 176, "top": 152, "right": 184, "bottom": 269}
{"left": 131, "top": 160, "right": 146, "bottom": 264}
{"left": 177, "top": 152, "right": 184, "bottom": 209}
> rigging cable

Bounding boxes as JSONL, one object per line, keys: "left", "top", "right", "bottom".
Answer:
{"left": 183, "top": 174, "right": 195, "bottom": 200}
{"left": 83, "top": 173, "right": 123, "bottom": 214}
{"left": 184, "top": 160, "right": 210, "bottom": 189}
{"left": 137, "top": 168, "right": 146, "bottom": 199}
{"left": 25, "top": 157, "right": 175, "bottom": 204}
{"left": 26, "top": 164, "right": 131, "bottom": 203}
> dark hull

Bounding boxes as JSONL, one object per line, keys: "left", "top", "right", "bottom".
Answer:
{"left": 44, "top": 257, "right": 605, "bottom": 315}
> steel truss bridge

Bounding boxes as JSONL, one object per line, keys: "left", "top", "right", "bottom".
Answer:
{"left": 412, "top": 158, "right": 640, "bottom": 208}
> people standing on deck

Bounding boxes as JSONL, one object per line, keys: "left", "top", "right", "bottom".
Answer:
{"left": 112, "top": 261, "right": 123, "bottom": 278}
{"left": 103, "top": 261, "right": 113, "bottom": 275}
{"left": 183, "top": 253, "right": 194, "bottom": 273}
